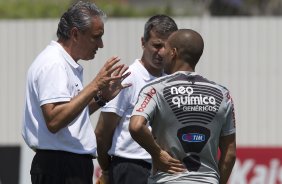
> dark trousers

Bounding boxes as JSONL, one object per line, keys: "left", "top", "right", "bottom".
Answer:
{"left": 109, "top": 156, "right": 152, "bottom": 184}
{"left": 30, "top": 149, "right": 94, "bottom": 184}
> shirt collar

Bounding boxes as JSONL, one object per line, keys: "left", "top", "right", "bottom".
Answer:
{"left": 135, "top": 59, "right": 165, "bottom": 81}
{"left": 51, "top": 41, "right": 83, "bottom": 73}
{"left": 176, "top": 71, "right": 197, "bottom": 76}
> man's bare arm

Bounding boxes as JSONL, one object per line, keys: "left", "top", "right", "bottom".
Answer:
{"left": 95, "top": 112, "right": 121, "bottom": 171}
{"left": 129, "top": 115, "right": 185, "bottom": 174}
{"left": 218, "top": 133, "right": 236, "bottom": 184}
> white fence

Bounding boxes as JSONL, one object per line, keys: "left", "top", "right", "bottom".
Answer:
{"left": 1, "top": 17, "right": 281, "bottom": 146}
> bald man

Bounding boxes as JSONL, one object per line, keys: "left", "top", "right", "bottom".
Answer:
{"left": 129, "top": 29, "right": 236, "bottom": 184}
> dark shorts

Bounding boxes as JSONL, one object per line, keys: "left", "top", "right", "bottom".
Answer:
{"left": 109, "top": 156, "right": 152, "bottom": 184}
{"left": 30, "top": 149, "right": 94, "bottom": 184}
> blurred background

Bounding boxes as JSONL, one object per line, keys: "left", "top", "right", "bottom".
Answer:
{"left": 0, "top": 0, "right": 281, "bottom": 183}
{"left": 1, "top": 0, "right": 282, "bottom": 18}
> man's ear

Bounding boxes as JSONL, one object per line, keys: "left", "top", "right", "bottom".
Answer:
{"left": 171, "top": 48, "right": 177, "bottom": 59}
{"left": 141, "top": 37, "right": 145, "bottom": 49}
{"left": 70, "top": 27, "right": 79, "bottom": 41}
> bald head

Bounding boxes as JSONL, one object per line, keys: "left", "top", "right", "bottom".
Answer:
{"left": 168, "top": 29, "right": 204, "bottom": 69}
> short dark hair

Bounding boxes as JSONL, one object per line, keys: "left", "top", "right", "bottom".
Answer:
{"left": 57, "top": 1, "right": 106, "bottom": 40}
{"left": 169, "top": 29, "right": 204, "bottom": 69}
{"left": 143, "top": 15, "right": 178, "bottom": 42}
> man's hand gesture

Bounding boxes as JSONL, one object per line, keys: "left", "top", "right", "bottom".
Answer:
{"left": 92, "top": 56, "right": 131, "bottom": 101}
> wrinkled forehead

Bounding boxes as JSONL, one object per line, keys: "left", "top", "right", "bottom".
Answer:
{"left": 88, "top": 16, "right": 104, "bottom": 35}
{"left": 145, "top": 33, "right": 166, "bottom": 48}
{"left": 149, "top": 29, "right": 171, "bottom": 41}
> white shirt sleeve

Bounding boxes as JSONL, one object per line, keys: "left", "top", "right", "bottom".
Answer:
{"left": 37, "top": 61, "right": 71, "bottom": 106}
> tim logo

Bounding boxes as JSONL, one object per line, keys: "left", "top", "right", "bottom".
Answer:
{"left": 182, "top": 133, "right": 205, "bottom": 143}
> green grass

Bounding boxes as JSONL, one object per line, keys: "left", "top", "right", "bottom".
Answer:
{"left": 0, "top": 0, "right": 175, "bottom": 19}
{"left": 0, "top": 0, "right": 71, "bottom": 19}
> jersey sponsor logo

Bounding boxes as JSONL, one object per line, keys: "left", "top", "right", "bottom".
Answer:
{"left": 177, "top": 126, "right": 210, "bottom": 153}
{"left": 136, "top": 87, "right": 156, "bottom": 112}
{"left": 170, "top": 86, "right": 216, "bottom": 110}
{"left": 182, "top": 105, "right": 217, "bottom": 112}
{"left": 164, "top": 83, "right": 223, "bottom": 125}
{"left": 182, "top": 133, "right": 206, "bottom": 142}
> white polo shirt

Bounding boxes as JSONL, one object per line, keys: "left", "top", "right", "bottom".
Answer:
{"left": 22, "top": 41, "right": 97, "bottom": 156}
{"left": 101, "top": 59, "right": 163, "bottom": 161}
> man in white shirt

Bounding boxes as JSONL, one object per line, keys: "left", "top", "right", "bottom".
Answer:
{"left": 22, "top": 1, "right": 130, "bottom": 184}
{"left": 95, "top": 15, "right": 178, "bottom": 184}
